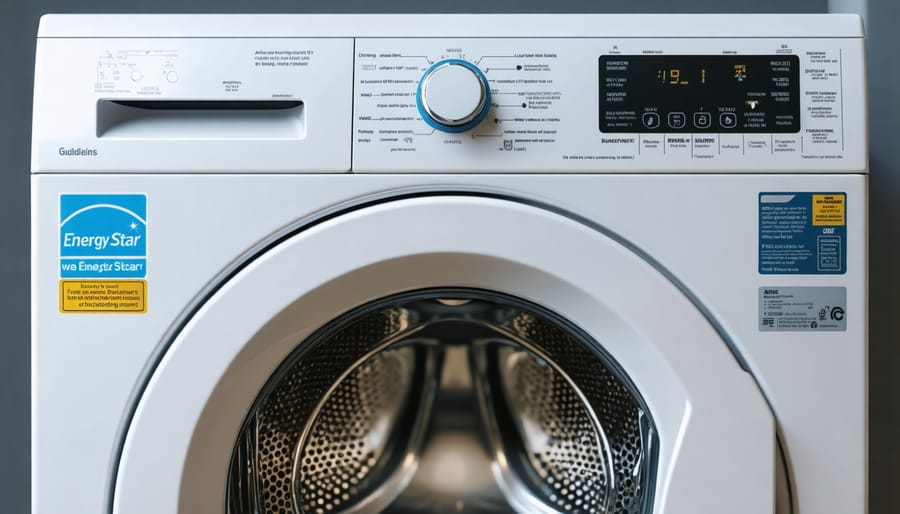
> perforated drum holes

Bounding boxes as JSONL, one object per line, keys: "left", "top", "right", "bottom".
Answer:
{"left": 498, "top": 348, "right": 610, "bottom": 513}
{"left": 226, "top": 292, "right": 656, "bottom": 514}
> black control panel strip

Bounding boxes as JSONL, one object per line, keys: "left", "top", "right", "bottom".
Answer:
{"left": 599, "top": 55, "right": 800, "bottom": 134}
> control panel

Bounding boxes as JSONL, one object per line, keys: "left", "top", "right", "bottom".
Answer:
{"left": 599, "top": 55, "right": 800, "bottom": 133}
{"left": 32, "top": 25, "right": 865, "bottom": 173}
{"left": 352, "top": 38, "right": 864, "bottom": 172}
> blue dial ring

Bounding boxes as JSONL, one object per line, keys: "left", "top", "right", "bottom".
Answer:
{"left": 416, "top": 59, "right": 491, "bottom": 133}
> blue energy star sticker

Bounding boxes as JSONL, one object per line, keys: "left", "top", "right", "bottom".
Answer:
{"left": 59, "top": 194, "right": 147, "bottom": 278}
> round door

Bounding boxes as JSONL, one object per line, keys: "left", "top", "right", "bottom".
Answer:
{"left": 112, "top": 195, "right": 775, "bottom": 514}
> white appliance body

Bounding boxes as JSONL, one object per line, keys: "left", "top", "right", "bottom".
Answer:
{"left": 31, "top": 14, "right": 867, "bottom": 514}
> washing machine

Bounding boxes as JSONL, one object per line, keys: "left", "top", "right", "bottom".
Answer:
{"left": 31, "top": 13, "right": 867, "bottom": 514}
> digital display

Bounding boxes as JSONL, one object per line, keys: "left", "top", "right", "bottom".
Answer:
{"left": 599, "top": 55, "right": 800, "bottom": 133}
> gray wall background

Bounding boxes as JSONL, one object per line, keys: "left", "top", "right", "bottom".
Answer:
{"left": 2, "top": 0, "right": 896, "bottom": 512}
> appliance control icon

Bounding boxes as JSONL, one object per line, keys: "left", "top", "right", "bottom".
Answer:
{"left": 668, "top": 112, "right": 686, "bottom": 129}
{"left": 642, "top": 112, "right": 660, "bottom": 129}
{"left": 720, "top": 112, "right": 738, "bottom": 128}
{"left": 694, "top": 112, "right": 712, "bottom": 129}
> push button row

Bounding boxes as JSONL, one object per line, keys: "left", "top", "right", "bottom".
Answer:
{"left": 641, "top": 111, "right": 738, "bottom": 130}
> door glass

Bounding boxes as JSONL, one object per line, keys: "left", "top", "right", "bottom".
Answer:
{"left": 227, "top": 290, "right": 657, "bottom": 514}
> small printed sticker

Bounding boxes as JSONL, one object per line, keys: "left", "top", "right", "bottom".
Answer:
{"left": 59, "top": 194, "right": 147, "bottom": 313}
{"left": 60, "top": 280, "right": 147, "bottom": 313}
{"left": 759, "top": 286, "right": 846, "bottom": 331}
{"left": 759, "top": 192, "right": 847, "bottom": 274}
{"left": 811, "top": 194, "right": 845, "bottom": 226}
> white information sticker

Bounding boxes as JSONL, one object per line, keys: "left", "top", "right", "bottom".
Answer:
{"left": 759, "top": 286, "right": 846, "bottom": 331}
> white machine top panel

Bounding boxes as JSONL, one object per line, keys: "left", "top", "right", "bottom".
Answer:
{"left": 32, "top": 15, "right": 867, "bottom": 173}
{"left": 37, "top": 14, "right": 864, "bottom": 38}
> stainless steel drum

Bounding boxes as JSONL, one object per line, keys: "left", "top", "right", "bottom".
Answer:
{"left": 227, "top": 291, "right": 657, "bottom": 514}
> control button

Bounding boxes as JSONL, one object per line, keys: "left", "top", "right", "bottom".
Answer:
{"left": 693, "top": 112, "right": 711, "bottom": 129}
{"left": 668, "top": 112, "right": 686, "bottom": 129}
{"left": 416, "top": 59, "right": 490, "bottom": 133}
{"left": 166, "top": 71, "right": 179, "bottom": 83}
{"left": 720, "top": 112, "right": 738, "bottom": 129}
{"left": 642, "top": 112, "right": 660, "bottom": 129}
{"left": 130, "top": 70, "right": 143, "bottom": 82}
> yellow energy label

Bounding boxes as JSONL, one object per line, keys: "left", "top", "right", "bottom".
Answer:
{"left": 60, "top": 280, "right": 147, "bottom": 313}
{"left": 812, "top": 194, "right": 846, "bottom": 226}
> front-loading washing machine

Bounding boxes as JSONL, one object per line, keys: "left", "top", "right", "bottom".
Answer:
{"left": 31, "top": 14, "right": 867, "bottom": 514}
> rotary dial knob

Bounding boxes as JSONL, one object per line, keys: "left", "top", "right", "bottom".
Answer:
{"left": 416, "top": 59, "right": 491, "bottom": 133}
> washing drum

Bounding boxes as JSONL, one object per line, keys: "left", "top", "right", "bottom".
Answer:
{"left": 226, "top": 291, "right": 656, "bottom": 514}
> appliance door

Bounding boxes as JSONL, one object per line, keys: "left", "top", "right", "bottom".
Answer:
{"left": 112, "top": 195, "right": 775, "bottom": 514}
